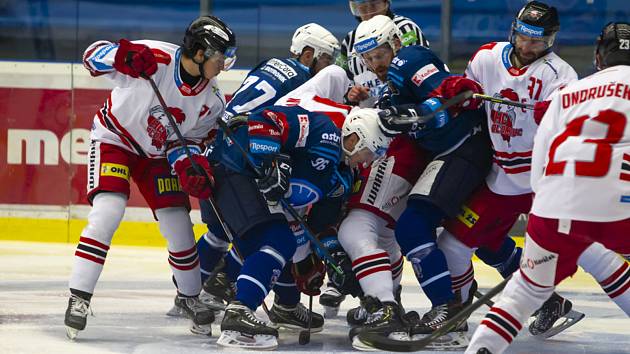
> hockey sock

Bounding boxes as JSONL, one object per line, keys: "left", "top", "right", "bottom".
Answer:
{"left": 469, "top": 270, "right": 552, "bottom": 354}
{"left": 396, "top": 199, "right": 452, "bottom": 306}
{"left": 475, "top": 237, "right": 521, "bottom": 278}
{"left": 578, "top": 242, "right": 630, "bottom": 315}
{"left": 157, "top": 207, "right": 200, "bottom": 297}
{"left": 437, "top": 230, "right": 476, "bottom": 304}
{"left": 235, "top": 221, "right": 296, "bottom": 311}
{"left": 272, "top": 263, "right": 300, "bottom": 307}
{"left": 352, "top": 250, "right": 395, "bottom": 303}
{"left": 197, "top": 231, "right": 229, "bottom": 282}
{"left": 451, "top": 262, "right": 475, "bottom": 303}
{"left": 391, "top": 255, "right": 404, "bottom": 290}
{"left": 69, "top": 192, "right": 125, "bottom": 294}
{"left": 70, "top": 288, "right": 93, "bottom": 301}
{"left": 225, "top": 248, "right": 243, "bottom": 283}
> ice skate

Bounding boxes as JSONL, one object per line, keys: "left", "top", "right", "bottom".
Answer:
{"left": 175, "top": 295, "right": 215, "bottom": 335}
{"left": 347, "top": 296, "right": 369, "bottom": 326}
{"left": 199, "top": 268, "right": 235, "bottom": 311}
{"left": 268, "top": 295, "right": 324, "bottom": 332}
{"left": 217, "top": 301, "right": 279, "bottom": 350}
{"left": 64, "top": 294, "right": 91, "bottom": 340}
{"left": 408, "top": 300, "right": 469, "bottom": 350}
{"left": 319, "top": 284, "right": 346, "bottom": 318}
{"left": 529, "top": 292, "right": 585, "bottom": 339}
{"left": 349, "top": 296, "right": 409, "bottom": 351}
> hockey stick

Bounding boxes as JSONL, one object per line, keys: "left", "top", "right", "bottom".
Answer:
{"left": 143, "top": 75, "right": 273, "bottom": 316}
{"left": 298, "top": 295, "right": 314, "bottom": 345}
{"left": 214, "top": 116, "right": 344, "bottom": 276}
{"left": 473, "top": 93, "right": 535, "bottom": 110}
{"left": 356, "top": 277, "right": 510, "bottom": 352}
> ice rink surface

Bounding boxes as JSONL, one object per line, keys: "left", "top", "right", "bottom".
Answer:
{"left": 1, "top": 241, "right": 628, "bottom": 354}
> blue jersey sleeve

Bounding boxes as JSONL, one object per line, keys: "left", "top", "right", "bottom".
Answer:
{"left": 388, "top": 46, "right": 450, "bottom": 105}
{"left": 225, "top": 58, "right": 310, "bottom": 118}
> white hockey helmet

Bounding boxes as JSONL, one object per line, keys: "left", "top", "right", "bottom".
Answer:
{"left": 342, "top": 108, "right": 391, "bottom": 167}
{"left": 349, "top": 0, "right": 390, "bottom": 19}
{"left": 353, "top": 15, "right": 402, "bottom": 56}
{"left": 290, "top": 23, "right": 341, "bottom": 60}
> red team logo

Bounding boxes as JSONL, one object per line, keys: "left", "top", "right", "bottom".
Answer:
{"left": 146, "top": 106, "right": 186, "bottom": 149}
{"left": 490, "top": 88, "right": 523, "bottom": 144}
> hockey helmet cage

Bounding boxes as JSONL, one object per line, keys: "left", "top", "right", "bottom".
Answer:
{"left": 349, "top": 0, "right": 390, "bottom": 19}
{"left": 595, "top": 22, "right": 630, "bottom": 70}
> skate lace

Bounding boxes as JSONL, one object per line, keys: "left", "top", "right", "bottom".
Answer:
{"left": 354, "top": 306, "right": 368, "bottom": 320}
{"left": 422, "top": 304, "right": 448, "bottom": 327}
{"left": 243, "top": 307, "right": 267, "bottom": 326}
{"left": 69, "top": 295, "right": 91, "bottom": 317}
{"left": 365, "top": 308, "right": 385, "bottom": 325}
{"left": 293, "top": 302, "right": 310, "bottom": 323}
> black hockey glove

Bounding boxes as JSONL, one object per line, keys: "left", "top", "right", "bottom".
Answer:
{"left": 318, "top": 234, "right": 362, "bottom": 297}
{"left": 256, "top": 153, "right": 292, "bottom": 204}
{"left": 377, "top": 103, "right": 424, "bottom": 136}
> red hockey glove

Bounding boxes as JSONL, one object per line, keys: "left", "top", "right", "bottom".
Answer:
{"left": 173, "top": 154, "right": 214, "bottom": 199}
{"left": 533, "top": 100, "right": 551, "bottom": 125}
{"left": 432, "top": 76, "right": 483, "bottom": 116}
{"left": 113, "top": 39, "right": 157, "bottom": 78}
{"left": 291, "top": 253, "right": 325, "bottom": 296}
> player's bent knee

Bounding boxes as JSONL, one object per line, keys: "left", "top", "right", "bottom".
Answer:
{"left": 84, "top": 192, "right": 127, "bottom": 241}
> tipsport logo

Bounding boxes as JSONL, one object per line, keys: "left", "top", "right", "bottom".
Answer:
{"left": 516, "top": 20, "right": 544, "bottom": 38}
{"left": 354, "top": 37, "right": 379, "bottom": 54}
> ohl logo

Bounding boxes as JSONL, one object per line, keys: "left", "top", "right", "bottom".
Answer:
{"left": 489, "top": 88, "right": 523, "bottom": 144}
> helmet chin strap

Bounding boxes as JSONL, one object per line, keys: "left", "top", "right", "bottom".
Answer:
{"left": 309, "top": 57, "right": 319, "bottom": 77}
{"left": 193, "top": 56, "right": 207, "bottom": 79}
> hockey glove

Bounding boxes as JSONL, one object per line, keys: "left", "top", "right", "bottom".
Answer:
{"left": 113, "top": 39, "right": 157, "bottom": 78}
{"left": 377, "top": 104, "right": 423, "bottom": 136}
{"left": 533, "top": 100, "right": 551, "bottom": 125}
{"left": 291, "top": 253, "right": 326, "bottom": 296}
{"left": 319, "top": 235, "right": 361, "bottom": 297}
{"left": 172, "top": 153, "right": 214, "bottom": 199}
{"left": 432, "top": 76, "right": 483, "bottom": 115}
{"left": 256, "top": 154, "right": 292, "bottom": 204}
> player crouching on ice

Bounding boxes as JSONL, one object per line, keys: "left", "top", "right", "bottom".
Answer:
{"left": 203, "top": 103, "right": 352, "bottom": 350}
{"left": 466, "top": 21, "right": 630, "bottom": 354}
{"left": 64, "top": 15, "right": 236, "bottom": 339}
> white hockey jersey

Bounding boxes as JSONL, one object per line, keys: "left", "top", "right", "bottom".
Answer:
{"left": 83, "top": 40, "right": 226, "bottom": 158}
{"left": 465, "top": 42, "right": 577, "bottom": 195}
{"left": 531, "top": 65, "right": 630, "bottom": 222}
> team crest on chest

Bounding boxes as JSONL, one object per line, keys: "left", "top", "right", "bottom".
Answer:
{"left": 146, "top": 105, "right": 186, "bottom": 149}
{"left": 489, "top": 88, "right": 523, "bottom": 144}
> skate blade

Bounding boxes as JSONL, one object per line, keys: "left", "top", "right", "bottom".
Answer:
{"left": 410, "top": 331, "right": 469, "bottom": 350}
{"left": 65, "top": 326, "right": 80, "bottom": 340}
{"left": 323, "top": 305, "right": 339, "bottom": 319}
{"left": 352, "top": 332, "right": 409, "bottom": 351}
{"left": 532, "top": 309, "right": 585, "bottom": 339}
{"left": 190, "top": 323, "right": 212, "bottom": 336}
{"left": 217, "top": 330, "right": 278, "bottom": 350}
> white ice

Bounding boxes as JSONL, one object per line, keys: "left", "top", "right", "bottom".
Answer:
{"left": 1, "top": 241, "right": 628, "bottom": 354}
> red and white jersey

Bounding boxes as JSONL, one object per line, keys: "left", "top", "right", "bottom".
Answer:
{"left": 531, "top": 65, "right": 630, "bottom": 222}
{"left": 465, "top": 41, "right": 577, "bottom": 195}
{"left": 276, "top": 64, "right": 352, "bottom": 126}
{"left": 83, "top": 40, "right": 226, "bottom": 158}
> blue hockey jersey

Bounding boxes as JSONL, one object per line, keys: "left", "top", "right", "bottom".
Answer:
{"left": 224, "top": 58, "right": 311, "bottom": 119}
{"left": 387, "top": 46, "right": 484, "bottom": 153}
{"left": 213, "top": 105, "right": 347, "bottom": 209}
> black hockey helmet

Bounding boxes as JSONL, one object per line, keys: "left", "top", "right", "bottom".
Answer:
{"left": 509, "top": 1, "right": 559, "bottom": 51}
{"left": 595, "top": 22, "right": 630, "bottom": 70}
{"left": 183, "top": 15, "right": 237, "bottom": 70}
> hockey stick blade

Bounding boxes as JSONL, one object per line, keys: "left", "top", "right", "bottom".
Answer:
{"left": 357, "top": 277, "right": 510, "bottom": 352}
{"left": 473, "top": 93, "right": 535, "bottom": 110}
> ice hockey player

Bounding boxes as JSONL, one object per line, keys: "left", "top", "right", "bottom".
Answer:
{"left": 323, "top": 16, "right": 429, "bottom": 336}
{"left": 347, "top": 14, "right": 492, "bottom": 350}
{"left": 436, "top": 0, "right": 586, "bottom": 338}
{"left": 341, "top": 0, "right": 429, "bottom": 108}
{"left": 172, "top": 22, "right": 340, "bottom": 314}
{"left": 466, "top": 21, "right": 630, "bottom": 354}
{"left": 207, "top": 103, "right": 351, "bottom": 350}
{"left": 64, "top": 15, "right": 236, "bottom": 339}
